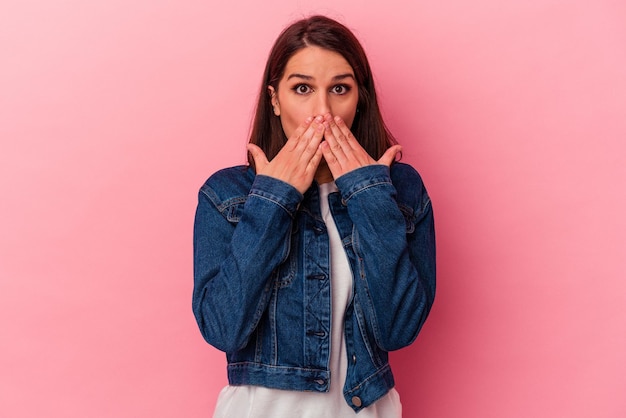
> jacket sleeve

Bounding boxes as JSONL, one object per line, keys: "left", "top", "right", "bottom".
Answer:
{"left": 192, "top": 173, "right": 302, "bottom": 353}
{"left": 335, "top": 163, "right": 436, "bottom": 352}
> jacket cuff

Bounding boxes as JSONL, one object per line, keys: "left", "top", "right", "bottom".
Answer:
{"left": 249, "top": 175, "right": 303, "bottom": 217}
{"left": 335, "top": 165, "right": 393, "bottom": 204}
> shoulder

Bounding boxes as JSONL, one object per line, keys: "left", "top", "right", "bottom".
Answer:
{"left": 390, "top": 162, "right": 426, "bottom": 192}
{"left": 390, "top": 161, "right": 422, "bottom": 183}
{"left": 198, "top": 165, "right": 254, "bottom": 208}
{"left": 390, "top": 162, "right": 432, "bottom": 215}
{"left": 201, "top": 165, "right": 254, "bottom": 190}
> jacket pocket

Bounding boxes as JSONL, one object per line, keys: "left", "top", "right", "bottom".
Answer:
{"left": 220, "top": 197, "right": 296, "bottom": 288}
{"left": 271, "top": 252, "right": 296, "bottom": 287}
{"left": 221, "top": 197, "right": 247, "bottom": 222}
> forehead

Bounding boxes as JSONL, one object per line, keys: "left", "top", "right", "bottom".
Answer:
{"left": 282, "top": 46, "right": 354, "bottom": 80}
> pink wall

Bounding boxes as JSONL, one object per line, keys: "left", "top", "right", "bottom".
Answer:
{"left": 1, "top": 1, "right": 625, "bottom": 416}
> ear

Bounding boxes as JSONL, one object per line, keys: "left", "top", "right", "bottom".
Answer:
{"left": 267, "top": 86, "right": 280, "bottom": 116}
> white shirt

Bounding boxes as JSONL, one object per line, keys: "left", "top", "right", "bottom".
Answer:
{"left": 212, "top": 182, "right": 402, "bottom": 418}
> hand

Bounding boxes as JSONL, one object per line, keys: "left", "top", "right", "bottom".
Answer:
{"left": 320, "top": 114, "right": 402, "bottom": 179}
{"left": 247, "top": 116, "right": 325, "bottom": 194}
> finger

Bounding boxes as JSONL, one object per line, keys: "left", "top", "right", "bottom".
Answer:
{"left": 247, "top": 143, "right": 269, "bottom": 172}
{"left": 332, "top": 115, "right": 359, "bottom": 152}
{"left": 290, "top": 115, "right": 322, "bottom": 154}
{"left": 306, "top": 143, "right": 324, "bottom": 174}
{"left": 307, "top": 115, "right": 325, "bottom": 143}
{"left": 320, "top": 141, "right": 342, "bottom": 179}
{"left": 321, "top": 115, "right": 348, "bottom": 165}
{"left": 297, "top": 117, "right": 325, "bottom": 161}
{"left": 378, "top": 145, "right": 402, "bottom": 167}
{"left": 329, "top": 115, "right": 371, "bottom": 165}
{"left": 284, "top": 116, "right": 315, "bottom": 151}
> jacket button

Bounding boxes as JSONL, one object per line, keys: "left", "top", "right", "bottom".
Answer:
{"left": 352, "top": 354, "right": 356, "bottom": 363}
{"left": 352, "top": 396, "right": 362, "bottom": 407}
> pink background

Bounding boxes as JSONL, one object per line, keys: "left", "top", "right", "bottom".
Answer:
{"left": 1, "top": 0, "right": 625, "bottom": 416}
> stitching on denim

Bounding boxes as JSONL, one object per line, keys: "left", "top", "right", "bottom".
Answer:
{"left": 249, "top": 193, "right": 296, "bottom": 218}
{"left": 398, "top": 203, "right": 416, "bottom": 234}
{"left": 352, "top": 228, "right": 384, "bottom": 352}
{"left": 270, "top": 286, "right": 278, "bottom": 365}
{"left": 342, "top": 180, "right": 391, "bottom": 203}
{"left": 344, "top": 363, "right": 392, "bottom": 395}
{"left": 353, "top": 296, "right": 378, "bottom": 365}
{"left": 201, "top": 186, "right": 247, "bottom": 217}
{"left": 254, "top": 323, "right": 263, "bottom": 362}
{"left": 228, "top": 362, "right": 327, "bottom": 372}
{"left": 412, "top": 195, "right": 432, "bottom": 224}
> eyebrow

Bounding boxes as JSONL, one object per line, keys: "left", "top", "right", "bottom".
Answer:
{"left": 286, "top": 73, "right": 355, "bottom": 82}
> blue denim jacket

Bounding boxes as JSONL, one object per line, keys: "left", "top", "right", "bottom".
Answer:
{"left": 193, "top": 162, "right": 435, "bottom": 412}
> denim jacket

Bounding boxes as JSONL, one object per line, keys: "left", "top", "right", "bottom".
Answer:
{"left": 193, "top": 162, "right": 435, "bottom": 412}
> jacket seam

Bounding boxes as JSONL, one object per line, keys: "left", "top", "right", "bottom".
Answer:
{"left": 344, "top": 363, "right": 392, "bottom": 395}
{"left": 248, "top": 192, "right": 297, "bottom": 218}
{"left": 342, "top": 180, "right": 392, "bottom": 203}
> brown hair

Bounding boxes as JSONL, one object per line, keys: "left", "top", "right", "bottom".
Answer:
{"left": 247, "top": 15, "right": 397, "bottom": 169}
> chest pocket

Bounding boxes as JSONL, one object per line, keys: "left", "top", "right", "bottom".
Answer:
{"left": 221, "top": 197, "right": 247, "bottom": 222}
{"left": 271, "top": 252, "right": 296, "bottom": 287}
{"left": 220, "top": 197, "right": 296, "bottom": 288}
{"left": 270, "top": 219, "right": 298, "bottom": 288}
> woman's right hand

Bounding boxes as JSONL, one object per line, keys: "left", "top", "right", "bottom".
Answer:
{"left": 247, "top": 116, "right": 325, "bottom": 194}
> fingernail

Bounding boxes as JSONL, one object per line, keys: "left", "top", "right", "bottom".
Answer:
{"left": 315, "top": 115, "right": 323, "bottom": 123}
{"left": 305, "top": 116, "right": 313, "bottom": 123}
{"left": 334, "top": 115, "right": 341, "bottom": 123}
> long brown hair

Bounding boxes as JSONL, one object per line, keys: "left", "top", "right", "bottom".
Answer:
{"left": 248, "top": 15, "right": 397, "bottom": 169}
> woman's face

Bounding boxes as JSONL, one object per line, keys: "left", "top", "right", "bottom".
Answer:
{"left": 269, "top": 46, "right": 359, "bottom": 139}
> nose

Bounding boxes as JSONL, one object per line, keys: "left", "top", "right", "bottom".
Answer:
{"left": 314, "top": 93, "right": 331, "bottom": 117}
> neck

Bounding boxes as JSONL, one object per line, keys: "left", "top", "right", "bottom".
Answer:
{"left": 314, "top": 162, "right": 333, "bottom": 185}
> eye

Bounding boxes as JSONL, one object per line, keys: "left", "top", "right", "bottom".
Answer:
{"left": 293, "top": 84, "right": 313, "bottom": 95}
{"left": 331, "top": 84, "right": 351, "bottom": 95}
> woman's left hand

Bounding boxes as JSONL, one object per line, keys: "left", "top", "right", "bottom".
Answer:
{"left": 320, "top": 113, "right": 402, "bottom": 179}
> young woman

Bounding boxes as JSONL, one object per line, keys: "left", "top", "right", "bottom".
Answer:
{"left": 193, "top": 15, "right": 436, "bottom": 417}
